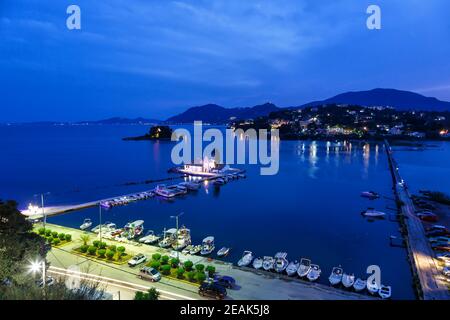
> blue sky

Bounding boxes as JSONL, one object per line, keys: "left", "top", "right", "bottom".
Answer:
{"left": 1, "top": 0, "right": 449, "bottom": 121}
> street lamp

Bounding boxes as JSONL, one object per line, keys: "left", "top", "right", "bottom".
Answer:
{"left": 29, "top": 259, "right": 47, "bottom": 289}
{"left": 34, "top": 192, "right": 50, "bottom": 231}
{"left": 170, "top": 212, "right": 184, "bottom": 260}
{"left": 99, "top": 204, "right": 103, "bottom": 243}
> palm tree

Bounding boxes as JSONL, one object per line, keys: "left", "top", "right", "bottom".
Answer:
{"left": 80, "top": 234, "right": 90, "bottom": 246}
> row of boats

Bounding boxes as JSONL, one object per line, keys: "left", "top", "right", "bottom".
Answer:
{"left": 213, "top": 173, "right": 246, "bottom": 186}
{"left": 360, "top": 191, "right": 388, "bottom": 218}
{"left": 236, "top": 251, "right": 392, "bottom": 299}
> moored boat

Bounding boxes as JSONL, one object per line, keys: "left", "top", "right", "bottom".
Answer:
{"left": 182, "top": 245, "right": 193, "bottom": 255}
{"left": 361, "top": 191, "right": 380, "bottom": 199}
{"left": 286, "top": 260, "right": 300, "bottom": 276}
{"left": 274, "top": 252, "right": 289, "bottom": 273}
{"left": 297, "top": 258, "right": 312, "bottom": 278}
{"left": 307, "top": 264, "right": 321, "bottom": 282}
{"left": 159, "top": 228, "right": 177, "bottom": 248}
{"left": 123, "top": 220, "right": 144, "bottom": 239}
{"left": 252, "top": 257, "right": 263, "bottom": 269}
{"left": 217, "top": 247, "right": 231, "bottom": 257}
{"left": 237, "top": 251, "right": 254, "bottom": 267}
{"left": 139, "top": 230, "right": 160, "bottom": 244}
{"left": 342, "top": 273, "right": 355, "bottom": 288}
{"left": 353, "top": 278, "right": 367, "bottom": 292}
{"left": 328, "top": 266, "right": 343, "bottom": 286}
{"left": 367, "top": 278, "right": 380, "bottom": 295}
{"left": 80, "top": 218, "right": 92, "bottom": 230}
{"left": 362, "top": 208, "right": 386, "bottom": 218}
{"left": 200, "top": 236, "right": 215, "bottom": 255}
{"left": 172, "top": 226, "right": 191, "bottom": 250}
{"left": 262, "top": 256, "right": 274, "bottom": 271}
{"left": 378, "top": 285, "right": 392, "bottom": 299}
{"left": 213, "top": 178, "right": 226, "bottom": 186}
{"left": 190, "top": 244, "right": 202, "bottom": 255}
{"left": 154, "top": 185, "right": 176, "bottom": 198}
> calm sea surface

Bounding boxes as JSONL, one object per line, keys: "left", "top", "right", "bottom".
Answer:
{"left": 1, "top": 124, "right": 432, "bottom": 299}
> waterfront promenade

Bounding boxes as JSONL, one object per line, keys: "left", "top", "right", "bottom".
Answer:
{"left": 385, "top": 141, "right": 450, "bottom": 300}
{"left": 44, "top": 223, "right": 374, "bottom": 300}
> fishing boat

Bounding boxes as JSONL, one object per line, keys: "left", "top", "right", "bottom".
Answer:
{"left": 252, "top": 257, "right": 263, "bottom": 269}
{"left": 217, "top": 247, "right": 231, "bottom": 257}
{"left": 361, "top": 191, "right": 380, "bottom": 199}
{"left": 182, "top": 245, "right": 193, "bottom": 255}
{"left": 328, "top": 266, "right": 344, "bottom": 286}
{"left": 262, "top": 256, "right": 274, "bottom": 271}
{"left": 213, "top": 178, "right": 226, "bottom": 186}
{"left": 286, "top": 260, "right": 300, "bottom": 276}
{"left": 379, "top": 285, "right": 392, "bottom": 299}
{"left": 154, "top": 185, "right": 176, "bottom": 198}
{"left": 80, "top": 218, "right": 92, "bottom": 230}
{"left": 200, "top": 236, "right": 215, "bottom": 255}
{"left": 297, "top": 258, "right": 312, "bottom": 278}
{"left": 237, "top": 251, "right": 254, "bottom": 267}
{"left": 366, "top": 278, "right": 380, "bottom": 295}
{"left": 274, "top": 252, "right": 289, "bottom": 273}
{"left": 139, "top": 230, "right": 160, "bottom": 244}
{"left": 307, "top": 264, "right": 321, "bottom": 282}
{"left": 158, "top": 228, "right": 177, "bottom": 248}
{"left": 353, "top": 278, "right": 367, "bottom": 292}
{"left": 190, "top": 244, "right": 202, "bottom": 255}
{"left": 172, "top": 226, "right": 191, "bottom": 250}
{"left": 362, "top": 208, "right": 386, "bottom": 218}
{"left": 342, "top": 273, "right": 355, "bottom": 288}
{"left": 123, "top": 220, "right": 144, "bottom": 239}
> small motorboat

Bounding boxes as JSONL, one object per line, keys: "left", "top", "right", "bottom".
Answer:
{"left": 361, "top": 191, "right": 380, "bottom": 199}
{"left": 328, "top": 266, "right": 343, "bottom": 286}
{"left": 353, "top": 278, "right": 367, "bottom": 292}
{"left": 182, "top": 245, "right": 193, "bottom": 255}
{"left": 297, "top": 258, "right": 312, "bottom": 278}
{"left": 238, "top": 173, "right": 246, "bottom": 179}
{"left": 159, "top": 228, "right": 177, "bottom": 248}
{"left": 237, "top": 251, "right": 254, "bottom": 267}
{"left": 342, "top": 273, "right": 355, "bottom": 288}
{"left": 252, "top": 257, "right": 263, "bottom": 269}
{"left": 123, "top": 220, "right": 144, "bottom": 239}
{"left": 213, "top": 178, "right": 226, "bottom": 186}
{"left": 362, "top": 208, "right": 386, "bottom": 218}
{"left": 274, "top": 252, "right": 289, "bottom": 273}
{"left": 367, "top": 278, "right": 380, "bottom": 295}
{"left": 262, "top": 256, "right": 274, "bottom": 271}
{"left": 80, "top": 218, "right": 92, "bottom": 230}
{"left": 154, "top": 185, "right": 176, "bottom": 198}
{"left": 378, "top": 285, "right": 392, "bottom": 299}
{"left": 286, "top": 260, "right": 300, "bottom": 276}
{"left": 179, "top": 181, "right": 201, "bottom": 191}
{"left": 139, "top": 230, "right": 160, "bottom": 244}
{"left": 200, "top": 236, "right": 215, "bottom": 255}
{"left": 217, "top": 247, "right": 231, "bottom": 257}
{"left": 190, "top": 245, "right": 202, "bottom": 255}
{"left": 307, "top": 264, "right": 321, "bottom": 282}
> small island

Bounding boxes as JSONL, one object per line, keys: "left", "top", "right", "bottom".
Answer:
{"left": 123, "top": 125, "right": 173, "bottom": 141}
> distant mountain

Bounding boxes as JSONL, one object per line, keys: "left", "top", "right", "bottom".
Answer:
{"left": 300, "top": 88, "right": 450, "bottom": 111}
{"left": 78, "top": 117, "right": 161, "bottom": 125}
{"left": 166, "top": 103, "right": 280, "bottom": 124}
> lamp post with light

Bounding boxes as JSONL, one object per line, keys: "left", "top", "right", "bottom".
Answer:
{"left": 170, "top": 212, "right": 184, "bottom": 260}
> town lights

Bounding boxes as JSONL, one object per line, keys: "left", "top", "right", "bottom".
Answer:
{"left": 29, "top": 260, "right": 43, "bottom": 274}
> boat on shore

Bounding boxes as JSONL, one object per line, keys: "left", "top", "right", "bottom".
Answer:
{"left": 362, "top": 208, "right": 386, "bottom": 218}
{"left": 286, "top": 260, "right": 300, "bottom": 276}
{"left": 342, "top": 273, "right": 355, "bottom": 288}
{"left": 361, "top": 191, "right": 380, "bottom": 199}
{"left": 262, "top": 256, "right": 274, "bottom": 271}
{"left": 237, "top": 251, "right": 254, "bottom": 267}
{"left": 159, "top": 228, "right": 177, "bottom": 248}
{"left": 353, "top": 278, "right": 367, "bottom": 292}
{"left": 307, "top": 264, "right": 321, "bottom": 282}
{"left": 217, "top": 247, "right": 231, "bottom": 257}
{"left": 274, "top": 252, "right": 289, "bottom": 273}
{"left": 252, "top": 257, "right": 263, "bottom": 269}
{"left": 297, "top": 258, "right": 312, "bottom": 278}
{"left": 379, "top": 285, "right": 392, "bottom": 299}
{"left": 80, "top": 218, "right": 92, "bottom": 230}
{"left": 200, "top": 236, "right": 215, "bottom": 255}
{"left": 139, "top": 230, "right": 160, "bottom": 244}
{"left": 328, "top": 266, "right": 343, "bottom": 286}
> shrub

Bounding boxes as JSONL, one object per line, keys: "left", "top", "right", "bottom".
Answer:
{"left": 58, "top": 233, "right": 66, "bottom": 240}
{"left": 65, "top": 234, "right": 72, "bottom": 241}
{"left": 52, "top": 238, "right": 61, "bottom": 245}
{"left": 45, "top": 229, "right": 52, "bottom": 237}
{"left": 106, "top": 250, "right": 114, "bottom": 260}
{"left": 176, "top": 267, "right": 185, "bottom": 279}
{"left": 170, "top": 258, "right": 180, "bottom": 268}
{"left": 108, "top": 245, "right": 116, "bottom": 252}
{"left": 98, "top": 249, "right": 106, "bottom": 258}
{"left": 38, "top": 227, "right": 45, "bottom": 235}
{"left": 161, "top": 265, "right": 171, "bottom": 275}
{"left": 150, "top": 261, "right": 161, "bottom": 270}
{"left": 195, "top": 264, "right": 205, "bottom": 272}
{"left": 205, "top": 265, "right": 216, "bottom": 277}
{"left": 80, "top": 245, "right": 89, "bottom": 253}
{"left": 88, "top": 245, "right": 97, "bottom": 255}
{"left": 186, "top": 271, "right": 195, "bottom": 282}
{"left": 184, "top": 260, "right": 194, "bottom": 271}
{"left": 161, "top": 255, "right": 169, "bottom": 265}
{"left": 46, "top": 236, "right": 53, "bottom": 243}
{"left": 80, "top": 235, "right": 90, "bottom": 246}
{"left": 51, "top": 231, "right": 58, "bottom": 238}
{"left": 152, "top": 253, "right": 161, "bottom": 261}
{"left": 196, "top": 272, "right": 206, "bottom": 283}
{"left": 117, "top": 246, "right": 125, "bottom": 254}
{"left": 93, "top": 240, "right": 101, "bottom": 248}
{"left": 99, "top": 242, "right": 107, "bottom": 249}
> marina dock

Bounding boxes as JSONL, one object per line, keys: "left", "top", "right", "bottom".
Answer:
{"left": 385, "top": 140, "right": 450, "bottom": 300}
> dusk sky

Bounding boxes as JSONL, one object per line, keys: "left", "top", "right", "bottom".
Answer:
{"left": 1, "top": 0, "right": 449, "bottom": 122}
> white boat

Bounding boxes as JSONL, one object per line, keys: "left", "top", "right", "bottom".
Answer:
{"left": 200, "top": 236, "right": 215, "bottom": 255}
{"left": 297, "top": 258, "right": 312, "bottom": 278}
{"left": 238, "top": 173, "right": 246, "bottom": 179}
{"left": 213, "top": 178, "right": 226, "bottom": 186}
{"left": 159, "top": 228, "right": 177, "bottom": 248}
{"left": 286, "top": 260, "right": 300, "bottom": 276}
{"left": 182, "top": 245, "right": 193, "bottom": 255}
{"left": 217, "top": 247, "right": 231, "bottom": 257}
{"left": 262, "top": 256, "right": 274, "bottom": 271}
{"left": 123, "top": 220, "right": 144, "bottom": 239}
{"left": 353, "top": 278, "right": 367, "bottom": 292}
{"left": 80, "top": 218, "right": 92, "bottom": 230}
{"left": 252, "top": 257, "right": 263, "bottom": 269}
{"left": 307, "top": 264, "right": 321, "bottom": 282}
{"left": 237, "top": 251, "right": 254, "bottom": 267}
{"left": 274, "top": 252, "right": 289, "bottom": 273}
{"left": 367, "top": 278, "right": 380, "bottom": 295}
{"left": 378, "top": 285, "right": 392, "bottom": 299}
{"left": 362, "top": 208, "right": 386, "bottom": 218}
{"left": 342, "top": 273, "right": 355, "bottom": 288}
{"left": 179, "top": 181, "right": 201, "bottom": 191}
{"left": 328, "top": 266, "right": 343, "bottom": 286}
{"left": 172, "top": 226, "right": 191, "bottom": 250}
{"left": 154, "top": 185, "right": 176, "bottom": 198}
{"left": 361, "top": 191, "right": 380, "bottom": 199}
{"left": 139, "top": 230, "right": 160, "bottom": 244}
{"left": 190, "top": 245, "right": 202, "bottom": 255}
{"left": 92, "top": 221, "right": 115, "bottom": 233}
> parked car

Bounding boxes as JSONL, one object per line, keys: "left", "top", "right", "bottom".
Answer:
{"left": 36, "top": 276, "right": 55, "bottom": 288}
{"left": 214, "top": 275, "right": 236, "bottom": 289}
{"left": 198, "top": 282, "right": 227, "bottom": 300}
{"left": 128, "top": 254, "right": 147, "bottom": 267}
{"left": 138, "top": 267, "right": 161, "bottom": 282}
